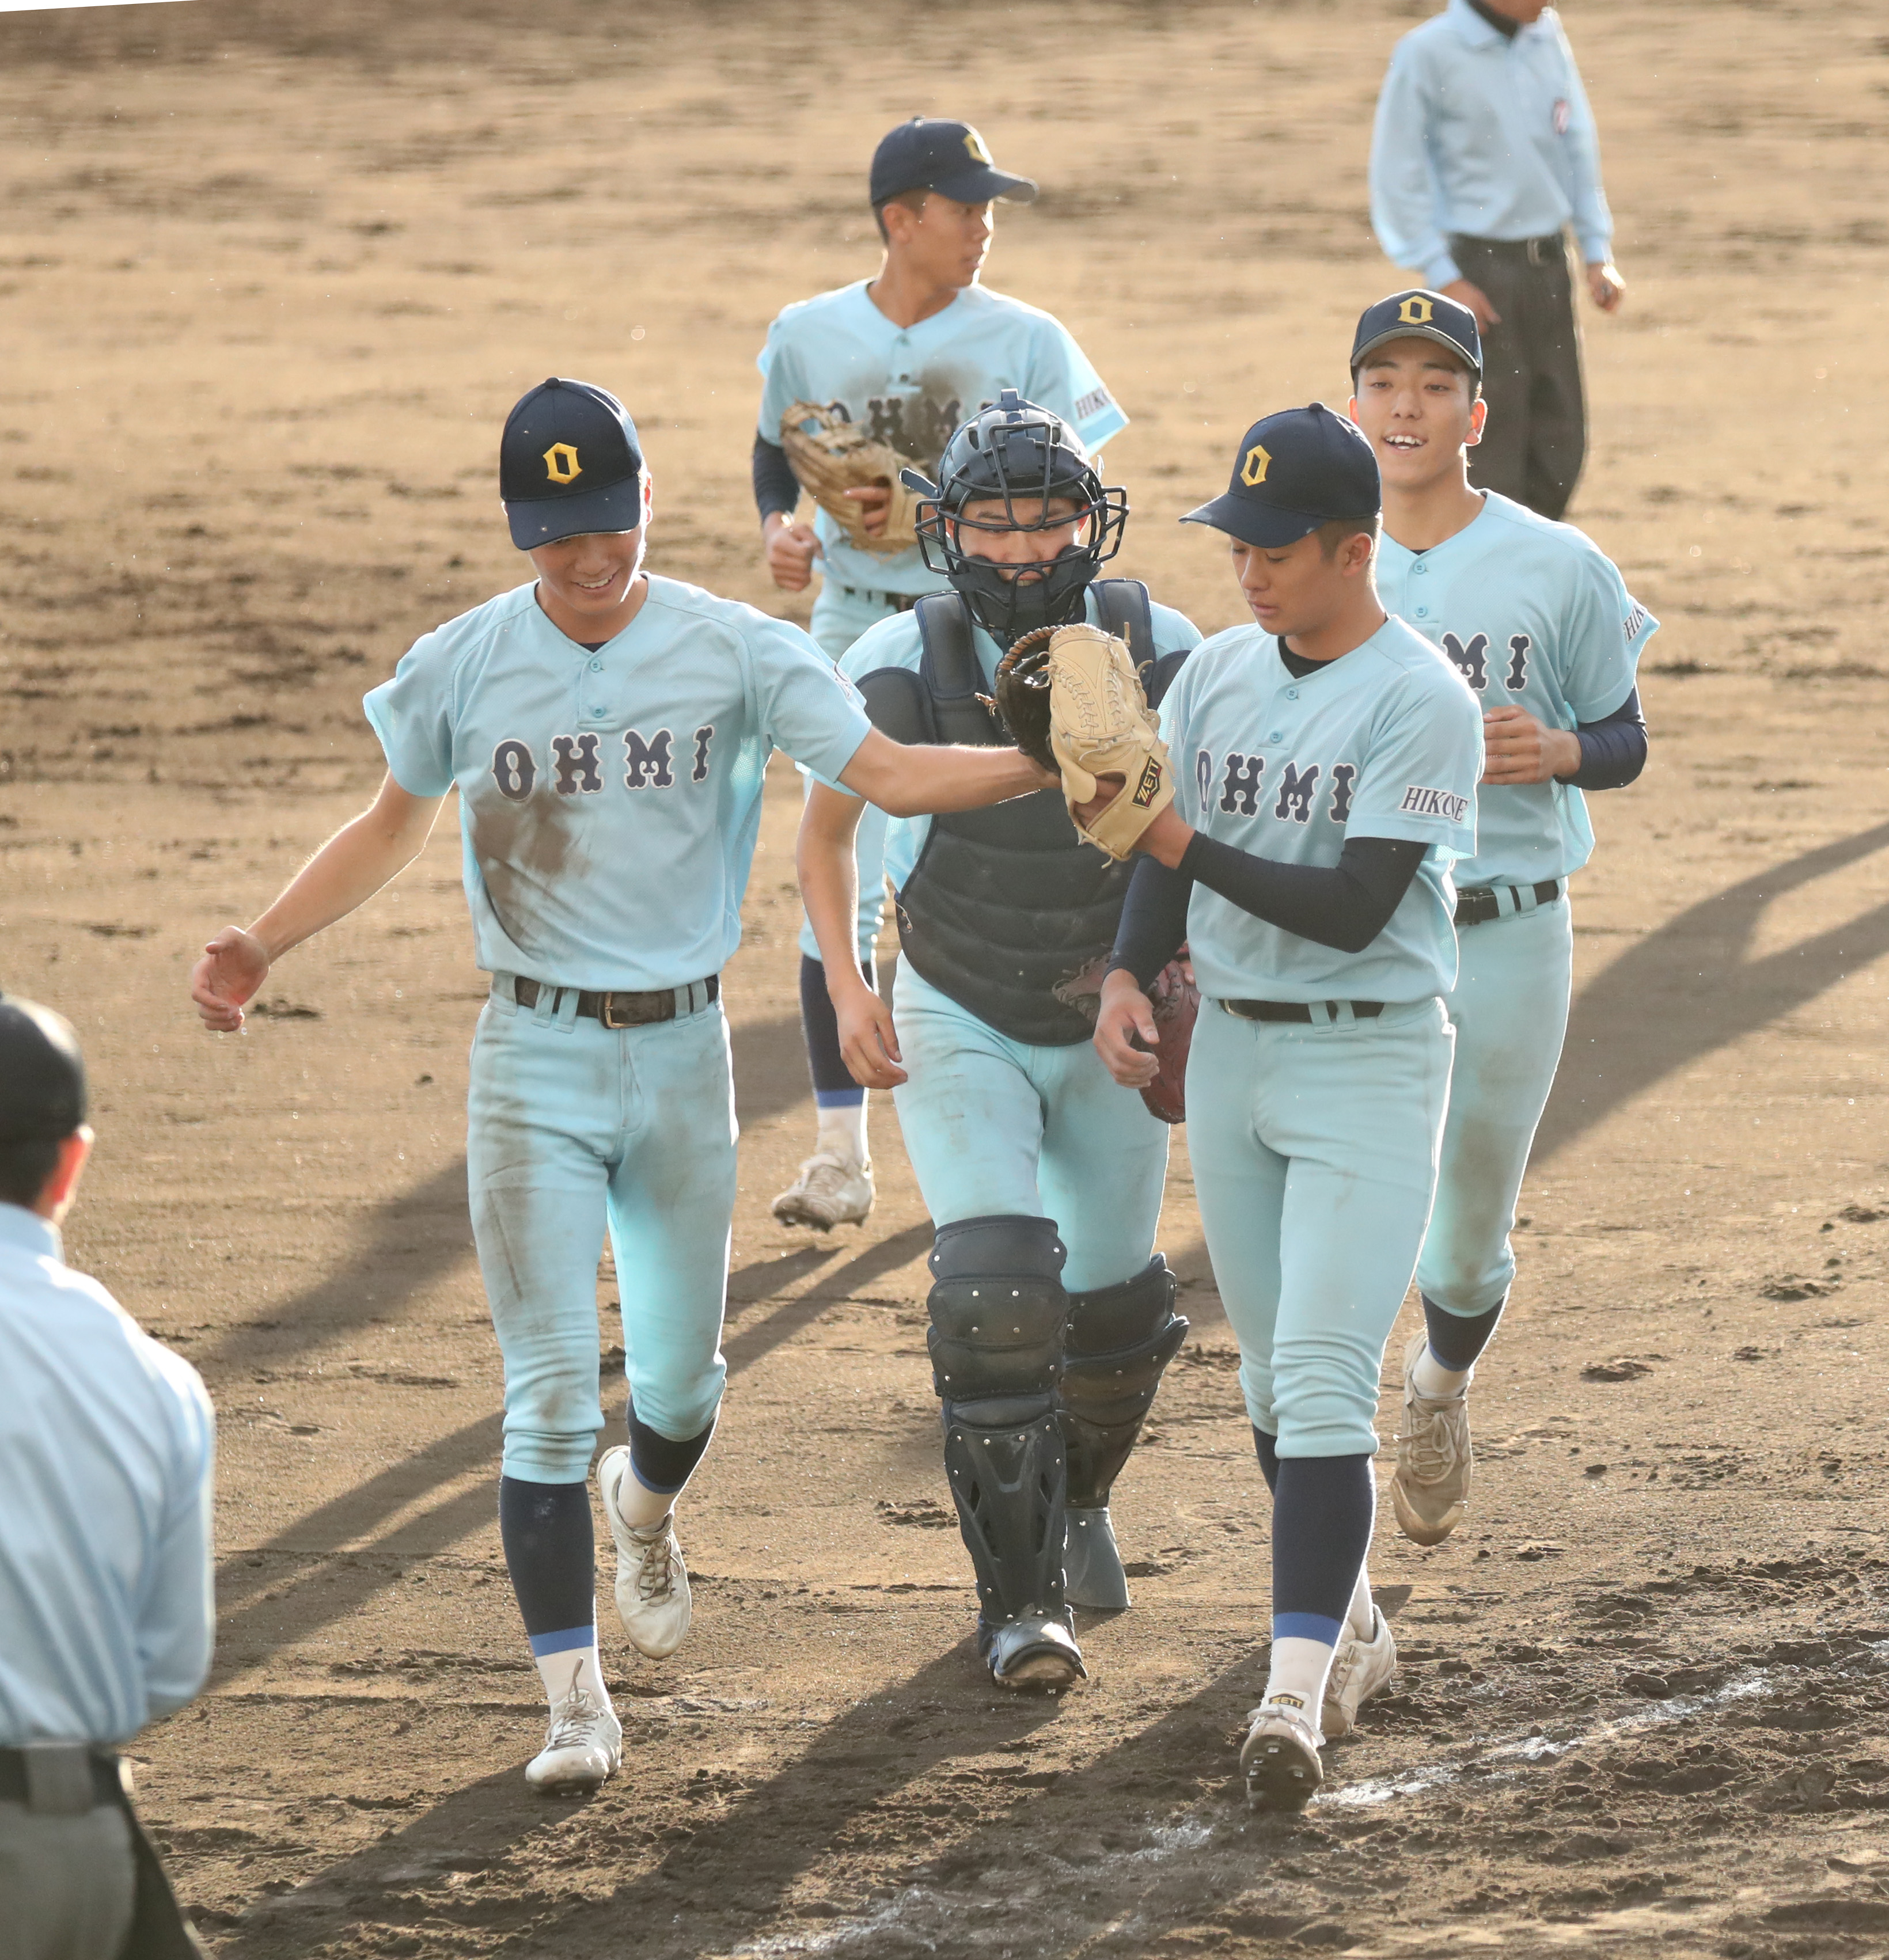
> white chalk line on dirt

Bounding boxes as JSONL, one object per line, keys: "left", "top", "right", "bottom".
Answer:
{"left": 723, "top": 1649, "right": 1887, "bottom": 1955}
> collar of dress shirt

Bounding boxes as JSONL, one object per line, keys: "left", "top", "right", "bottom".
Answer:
{"left": 0, "top": 1201, "right": 61, "bottom": 1264}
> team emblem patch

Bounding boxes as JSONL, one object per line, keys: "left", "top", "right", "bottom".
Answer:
{"left": 962, "top": 127, "right": 993, "bottom": 165}
{"left": 1241, "top": 443, "right": 1272, "bottom": 487}
{"left": 1397, "top": 294, "right": 1435, "bottom": 326}
{"left": 543, "top": 442, "right": 581, "bottom": 484}
{"left": 1400, "top": 784, "right": 1469, "bottom": 822}
{"left": 1131, "top": 757, "right": 1164, "bottom": 808}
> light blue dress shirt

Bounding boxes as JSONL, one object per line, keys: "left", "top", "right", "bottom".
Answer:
{"left": 1370, "top": 0, "right": 1613, "bottom": 288}
{"left": 364, "top": 575, "right": 873, "bottom": 992}
{"left": 0, "top": 1205, "right": 215, "bottom": 1745}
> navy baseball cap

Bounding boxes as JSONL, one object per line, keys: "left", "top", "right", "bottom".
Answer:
{"left": 500, "top": 378, "right": 646, "bottom": 549}
{"left": 869, "top": 118, "right": 1037, "bottom": 208}
{"left": 0, "top": 996, "right": 87, "bottom": 1146}
{"left": 1181, "top": 404, "right": 1382, "bottom": 549}
{"left": 1351, "top": 288, "right": 1482, "bottom": 379}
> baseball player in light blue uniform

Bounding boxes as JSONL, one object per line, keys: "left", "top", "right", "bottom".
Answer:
{"left": 753, "top": 117, "right": 1126, "bottom": 1233}
{"left": 1090, "top": 405, "right": 1482, "bottom": 1809}
{"left": 798, "top": 393, "right": 1199, "bottom": 1688}
{"left": 1346, "top": 289, "right": 1653, "bottom": 1549}
{"left": 189, "top": 378, "right": 1055, "bottom": 1797}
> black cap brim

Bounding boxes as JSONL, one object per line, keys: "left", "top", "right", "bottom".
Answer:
{"left": 505, "top": 474, "right": 645, "bottom": 549}
{"left": 909, "top": 165, "right": 1038, "bottom": 207}
{"left": 1180, "top": 495, "right": 1328, "bottom": 549}
{"left": 1350, "top": 325, "right": 1481, "bottom": 378}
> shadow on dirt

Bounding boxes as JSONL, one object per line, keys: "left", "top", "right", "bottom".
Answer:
{"left": 1538, "top": 818, "right": 1889, "bottom": 1165}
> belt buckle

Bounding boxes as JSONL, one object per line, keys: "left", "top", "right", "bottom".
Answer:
{"left": 598, "top": 992, "right": 636, "bottom": 1030}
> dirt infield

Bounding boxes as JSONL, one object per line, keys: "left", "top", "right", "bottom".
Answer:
{"left": 2, "top": 2, "right": 1888, "bottom": 1953}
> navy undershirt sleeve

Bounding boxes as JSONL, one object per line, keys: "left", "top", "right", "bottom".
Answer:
{"left": 1106, "top": 834, "right": 1429, "bottom": 983}
{"left": 1561, "top": 686, "right": 1648, "bottom": 792}
{"left": 753, "top": 432, "right": 801, "bottom": 523}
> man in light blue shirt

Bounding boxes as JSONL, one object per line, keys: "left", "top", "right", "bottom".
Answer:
{"left": 0, "top": 997, "right": 216, "bottom": 1958}
{"left": 752, "top": 117, "right": 1126, "bottom": 1235}
{"left": 1369, "top": 0, "right": 1626, "bottom": 518}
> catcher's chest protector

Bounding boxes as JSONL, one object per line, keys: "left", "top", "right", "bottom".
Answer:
{"left": 896, "top": 584, "right": 1164, "bottom": 1048}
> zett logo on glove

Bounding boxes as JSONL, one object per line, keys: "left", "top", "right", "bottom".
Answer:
{"left": 1131, "top": 757, "right": 1165, "bottom": 808}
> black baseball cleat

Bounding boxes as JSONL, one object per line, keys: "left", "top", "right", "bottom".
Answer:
{"left": 1239, "top": 1701, "right": 1325, "bottom": 1813}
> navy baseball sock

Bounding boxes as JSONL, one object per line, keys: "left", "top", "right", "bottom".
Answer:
{"left": 1252, "top": 1424, "right": 1280, "bottom": 1493}
{"left": 1421, "top": 1292, "right": 1505, "bottom": 1373}
{"left": 1257, "top": 1451, "right": 1376, "bottom": 1725}
{"left": 799, "top": 954, "right": 875, "bottom": 1158}
{"left": 498, "top": 1476, "right": 604, "bottom": 1708}
{"left": 627, "top": 1400, "right": 716, "bottom": 1499}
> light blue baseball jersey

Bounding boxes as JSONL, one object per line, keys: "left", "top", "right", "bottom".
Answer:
{"left": 1371, "top": 0, "right": 1613, "bottom": 288}
{"left": 0, "top": 1206, "right": 215, "bottom": 1745}
{"left": 756, "top": 282, "right": 1128, "bottom": 599}
{"left": 365, "top": 576, "right": 871, "bottom": 992}
{"left": 826, "top": 591, "right": 1201, "bottom": 889}
{"left": 1376, "top": 492, "right": 1656, "bottom": 889}
{"left": 1160, "top": 616, "right": 1482, "bottom": 1005}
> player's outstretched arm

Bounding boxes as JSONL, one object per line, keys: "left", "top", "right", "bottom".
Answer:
{"left": 795, "top": 781, "right": 906, "bottom": 1089}
{"left": 837, "top": 727, "right": 1054, "bottom": 818}
{"left": 189, "top": 772, "right": 446, "bottom": 1032}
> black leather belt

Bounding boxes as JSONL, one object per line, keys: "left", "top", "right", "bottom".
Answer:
{"left": 1455, "top": 879, "right": 1563, "bottom": 928}
{"left": 839, "top": 587, "right": 920, "bottom": 612}
{"left": 1453, "top": 231, "right": 1565, "bottom": 266}
{"left": 1222, "top": 998, "right": 1386, "bottom": 1024}
{"left": 0, "top": 1744, "right": 125, "bottom": 1810}
{"left": 510, "top": 975, "right": 718, "bottom": 1027}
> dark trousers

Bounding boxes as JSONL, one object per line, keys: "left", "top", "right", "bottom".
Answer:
{"left": 1449, "top": 233, "right": 1585, "bottom": 521}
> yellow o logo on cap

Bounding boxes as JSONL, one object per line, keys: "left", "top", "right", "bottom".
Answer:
{"left": 1241, "top": 443, "right": 1272, "bottom": 488}
{"left": 1397, "top": 294, "right": 1435, "bottom": 326}
{"left": 962, "top": 127, "right": 993, "bottom": 165}
{"left": 543, "top": 443, "right": 581, "bottom": 484}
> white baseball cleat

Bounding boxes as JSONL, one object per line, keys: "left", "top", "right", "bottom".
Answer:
{"left": 525, "top": 1675, "right": 623, "bottom": 1795}
{"left": 1322, "top": 1606, "right": 1398, "bottom": 1740}
{"left": 598, "top": 1445, "right": 692, "bottom": 1658}
{"left": 770, "top": 1149, "right": 874, "bottom": 1230}
{"left": 1390, "top": 1331, "right": 1473, "bottom": 1546}
{"left": 1240, "top": 1700, "right": 1325, "bottom": 1812}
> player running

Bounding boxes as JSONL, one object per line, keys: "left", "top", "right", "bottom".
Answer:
{"left": 1084, "top": 405, "right": 1482, "bottom": 1807}
{"left": 1346, "top": 289, "right": 1655, "bottom": 1547}
{"left": 796, "top": 393, "right": 1198, "bottom": 1688}
{"left": 187, "top": 378, "right": 1056, "bottom": 1795}
{"left": 753, "top": 117, "right": 1127, "bottom": 1233}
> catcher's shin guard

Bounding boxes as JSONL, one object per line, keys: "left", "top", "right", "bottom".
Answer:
{"left": 927, "top": 1215, "right": 1072, "bottom": 1629}
{"left": 1061, "top": 1255, "right": 1188, "bottom": 1507}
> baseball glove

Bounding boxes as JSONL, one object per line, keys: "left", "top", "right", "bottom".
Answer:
{"left": 778, "top": 401, "right": 921, "bottom": 556}
{"left": 1045, "top": 622, "right": 1175, "bottom": 860}
{"left": 989, "top": 624, "right": 1057, "bottom": 772}
{"left": 1138, "top": 956, "right": 1198, "bottom": 1125}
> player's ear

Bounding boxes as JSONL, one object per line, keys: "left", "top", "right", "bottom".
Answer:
{"left": 1466, "top": 395, "right": 1488, "bottom": 450}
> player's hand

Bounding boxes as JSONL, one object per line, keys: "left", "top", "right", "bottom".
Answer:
{"left": 1439, "top": 277, "right": 1501, "bottom": 330}
{"left": 832, "top": 977, "right": 907, "bottom": 1090}
{"left": 1481, "top": 705, "right": 1583, "bottom": 785}
{"left": 764, "top": 513, "right": 821, "bottom": 592}
{"left": 191, "top": 925, "right": 270, "bottom": 1032}
{"left": 1585, "top": 261, "right": 1626, "bottom": 313}
{"left": 1094, "top": 969, "right": 1161, "bottom": 1089}
{"left": 842, "top": 483, "right": 892, "bottom": 538}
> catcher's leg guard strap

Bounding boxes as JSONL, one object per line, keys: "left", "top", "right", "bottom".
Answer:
{"left": 1060, "top": 1254, "right": 1189, "bottom": 1509}
{"left": 925, "top": 1213, "right": 1068, "bottom": 1411}
{"left": 943, "top": 1404, "right": 1068, "bottom": 1626}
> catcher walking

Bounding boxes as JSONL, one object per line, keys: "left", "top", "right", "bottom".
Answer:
{"left": 753, "top": 116, "right": 1128, "bottom": 1235}
{"left": 796, "top": 393, "right": 1198, "bottom": 1688}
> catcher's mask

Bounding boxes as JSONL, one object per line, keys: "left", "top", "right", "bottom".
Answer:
{"left": 905, "top": 390, "right": 1128, "bottom": 643}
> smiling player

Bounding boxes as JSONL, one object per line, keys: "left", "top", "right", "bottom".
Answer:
{"left": 188, "top": 377, "right": 1056, "bottom": 1795}
{"left": 1347, "top": 290, "right": 1655, "bottom": 1549}
{"left": 753, "top": 118, "right": 1128, "bottom": 1232}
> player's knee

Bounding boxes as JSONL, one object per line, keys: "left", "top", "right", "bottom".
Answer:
{"left": 927, "top": 1213, "right": 1067, "bottom": 1420}
{"left": 1268, "top": 1374, "right": 1380, "bottom": 1460}
{"left": 1061, "top": 1255, "right": 1188, "bottom": 1429}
